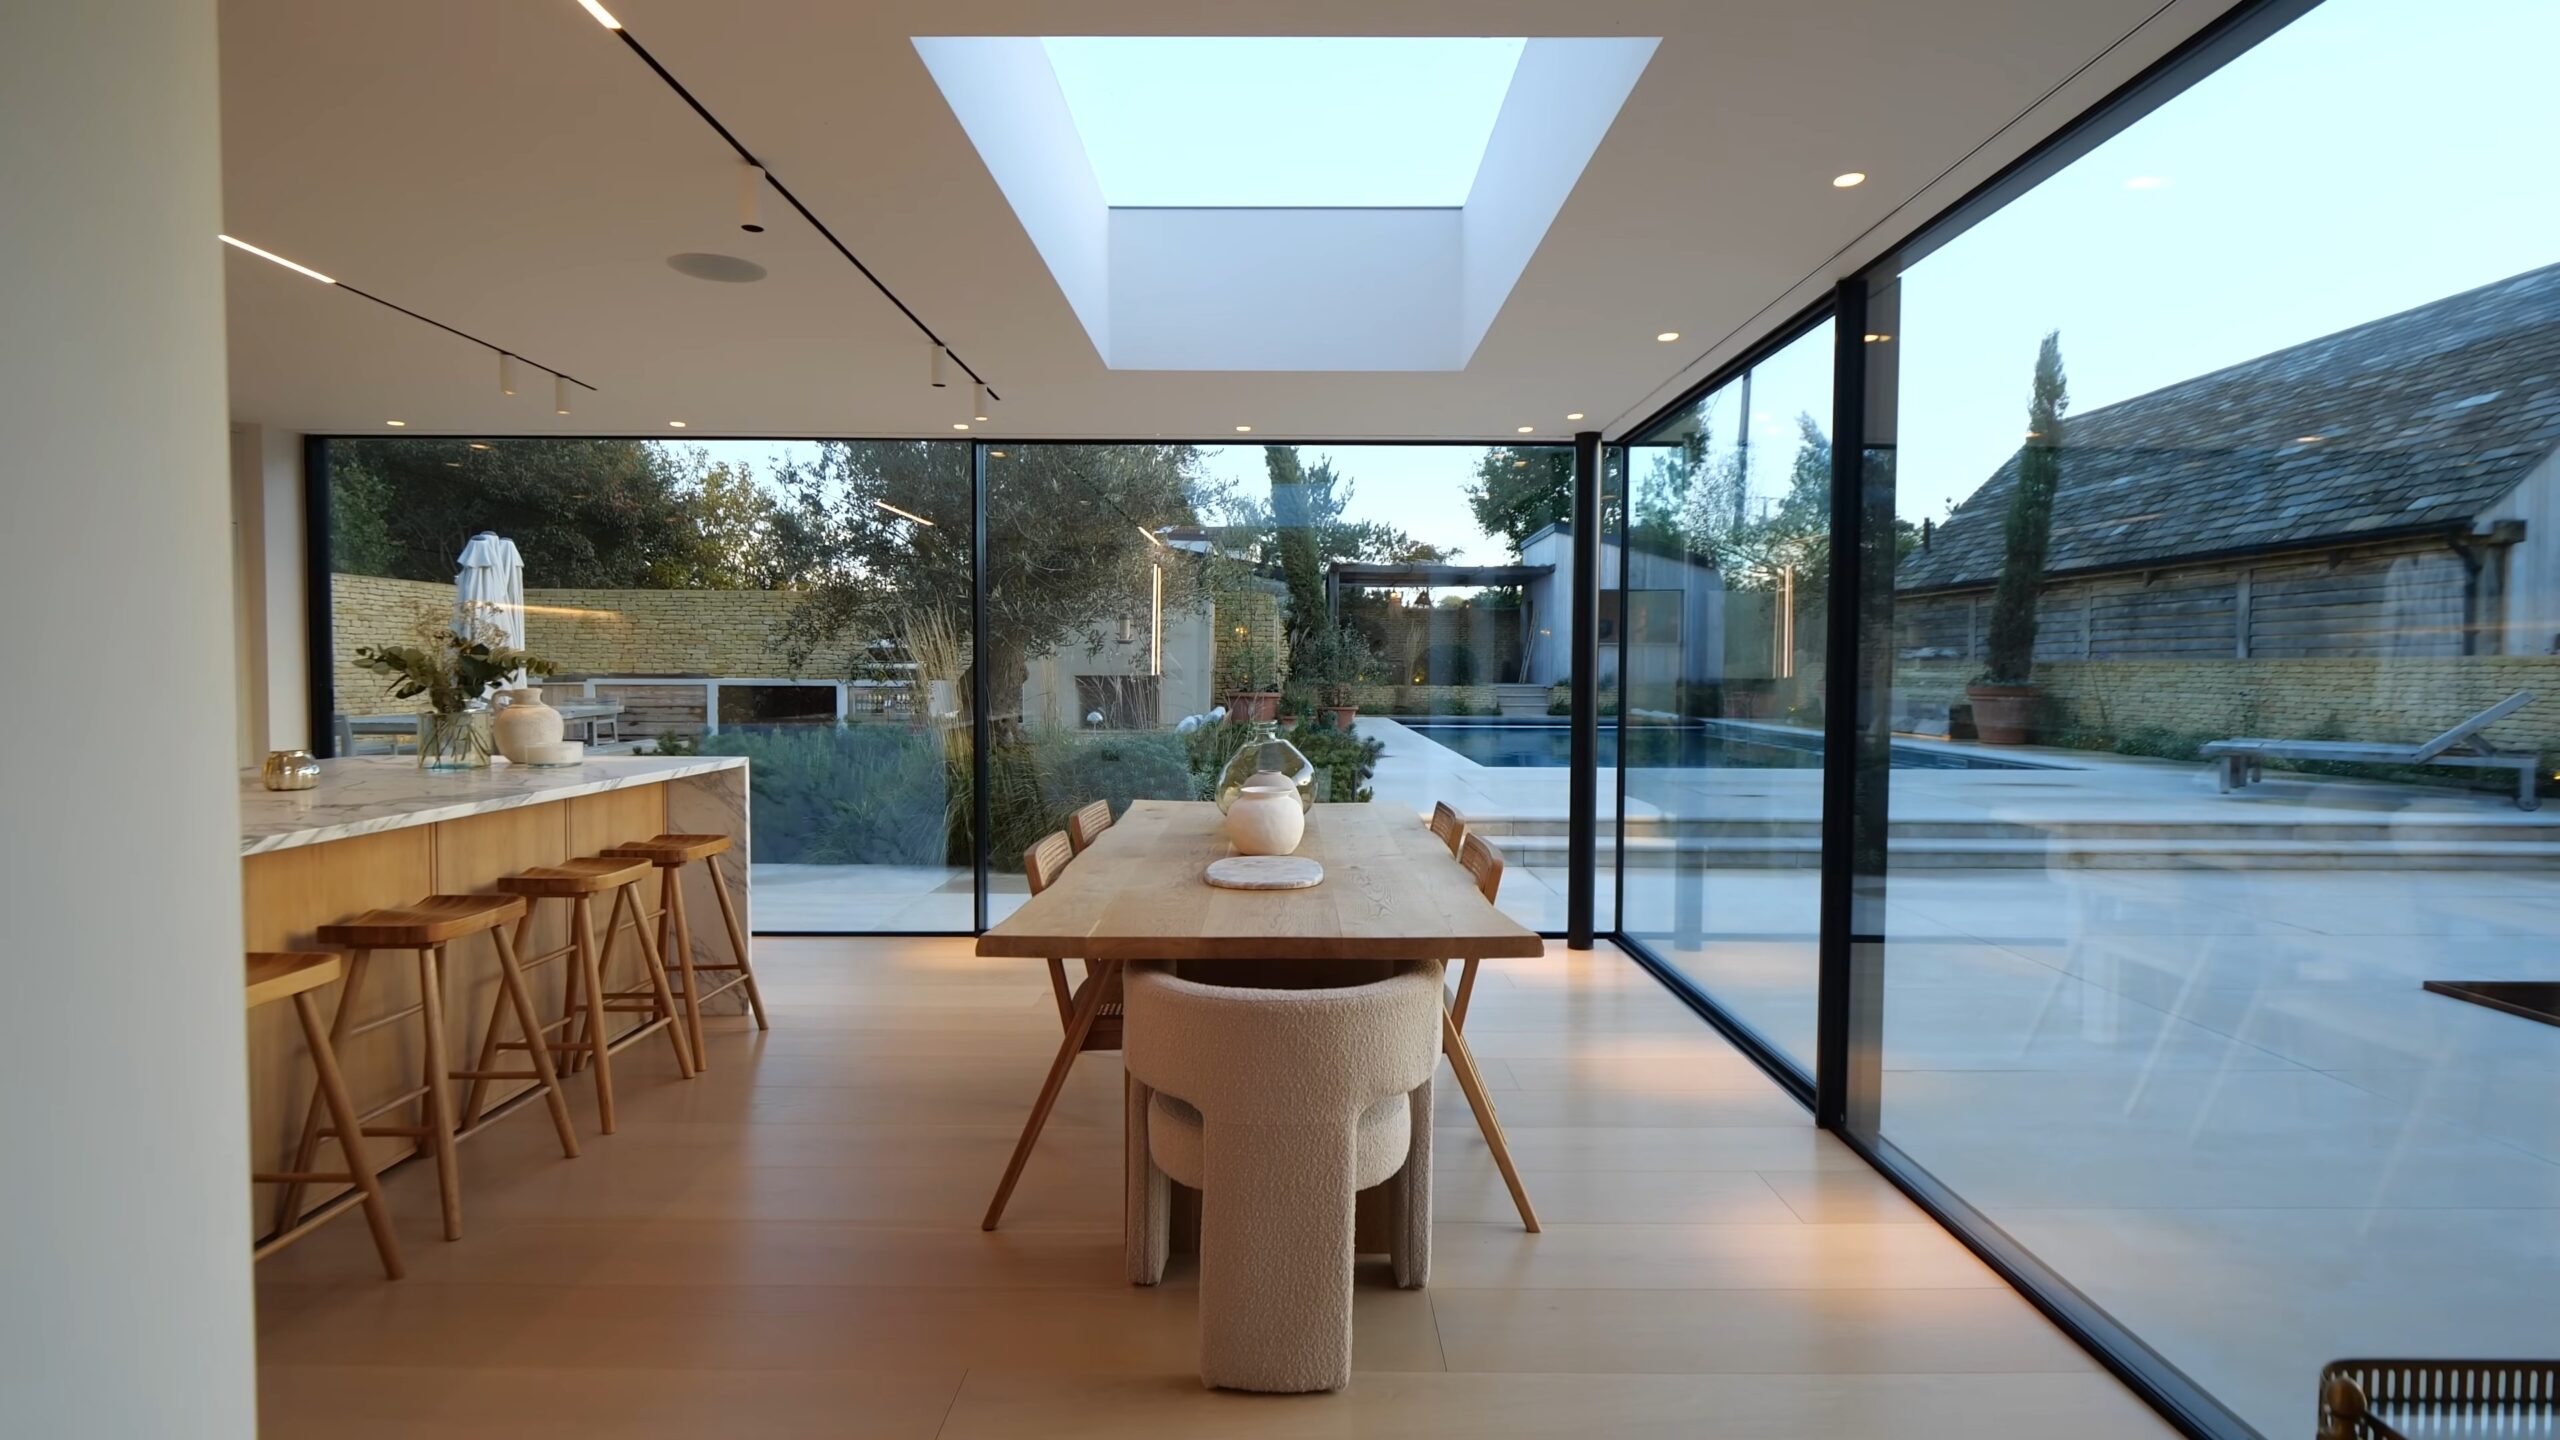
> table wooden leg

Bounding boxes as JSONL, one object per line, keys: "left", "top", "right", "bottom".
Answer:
{"left": 1443, "top": 999, "right": 1538, "bottom": 1233}
{"left": 983, "top": 959, "right": 1119, "bottom": 1232}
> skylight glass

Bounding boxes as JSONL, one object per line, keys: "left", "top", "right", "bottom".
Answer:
{"left": 1041, "top": 37, "right": 1526, "bottom": 207}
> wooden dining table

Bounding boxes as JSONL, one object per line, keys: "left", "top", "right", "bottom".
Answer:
{"left": 976, "top": 799, "right": 1546, "bottom": 1233}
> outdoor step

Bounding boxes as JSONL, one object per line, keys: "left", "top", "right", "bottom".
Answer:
{"left": 1449, "top": 815, "right": 2546, "bottom": 845}
{"left": 1484, "top": 831, "right": 2560, "bottom": 871}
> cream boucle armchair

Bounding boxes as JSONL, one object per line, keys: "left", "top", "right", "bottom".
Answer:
{"left": 1122, "top": 960, "right": 1442, "bottom": 1393}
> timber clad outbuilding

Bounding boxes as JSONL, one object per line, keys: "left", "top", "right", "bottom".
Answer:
{"left": 1897, "top": 263, "right": 2560, "bottom": 659}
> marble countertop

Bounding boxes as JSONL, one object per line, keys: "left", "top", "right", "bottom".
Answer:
{"left": 241, "top": 756, "right": 746, "bottom": 856}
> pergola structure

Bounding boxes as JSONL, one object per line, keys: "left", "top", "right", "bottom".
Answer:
{"left": 1326, "top": 562, "right": 1556, "bottom": 683}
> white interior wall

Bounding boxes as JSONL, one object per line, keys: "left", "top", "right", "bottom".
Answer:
{"left": 0, "top": 3, "right": 257, "bottom": 1435}
{"left": 230, "top": 422, "right": 309, "bottom": 761}
{"left": 1107, "top": 208, "right": 1461, "bottom": 371}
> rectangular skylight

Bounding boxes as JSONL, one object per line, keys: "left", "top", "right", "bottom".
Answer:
{"left": 1040, "top": 37, "right": 1526, "bottom": 208}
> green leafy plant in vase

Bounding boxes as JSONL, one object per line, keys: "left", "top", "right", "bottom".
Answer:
{"left": 354, "top": 612, "right": 557, "bottom": 770}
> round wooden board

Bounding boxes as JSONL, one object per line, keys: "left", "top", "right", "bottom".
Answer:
{"left": 1204, "top": 855, "right": 1324, "bottom": 891}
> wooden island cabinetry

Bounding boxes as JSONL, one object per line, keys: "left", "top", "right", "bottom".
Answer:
{"left": 238, "top": 757, "right": 748, "bottom": 1222}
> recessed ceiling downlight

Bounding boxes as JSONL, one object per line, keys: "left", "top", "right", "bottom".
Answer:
{"left": 1832, "top": 171, "right": 1867, "bottom": 188}
{"left": 666, "top": 252, "right": 769, "bottom": 283}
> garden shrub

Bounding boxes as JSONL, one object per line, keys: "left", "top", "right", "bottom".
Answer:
{"left": 698, "top": 724, "right": 952, "bottom": 867}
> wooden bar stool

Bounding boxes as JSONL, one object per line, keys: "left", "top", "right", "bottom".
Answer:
{"left": 602, "top": 833, "right": 765, "bottom": 1069}
{"left": 281, "top": 894, "right": 579, "bottom": 1243}
{"left": 463, "top": 856, "right": 696, "bottom": 1137}
{"left": 249, "top": 952, "right": 402, "bottom": 1280}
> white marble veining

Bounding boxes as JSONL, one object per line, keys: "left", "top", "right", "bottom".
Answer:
{"left": 239, "top": 756, "right": 746, "bottom": 856}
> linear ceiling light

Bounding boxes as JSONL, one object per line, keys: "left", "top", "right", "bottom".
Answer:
{"left": 218, "top": 234, "right": 336, "bottom": 285}
{"left": 876, "top": 500, "right": 937, "bottom": 527}
{"left": 221, "top": 233, "right": 598, "bottom": 405}
{"left": 578, "top": 9, "right": 1001, "bottom": 412}
{"left": 738, "top": 164, "right": 766, "bottom": 233}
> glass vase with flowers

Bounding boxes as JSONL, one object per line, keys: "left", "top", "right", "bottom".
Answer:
{"left": 354, "top": 612, "right": 557, "bottom": 771}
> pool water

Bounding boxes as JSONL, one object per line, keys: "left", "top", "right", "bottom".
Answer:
{"left": 1398, "top": 720, "right": 2045, "bottom": 771}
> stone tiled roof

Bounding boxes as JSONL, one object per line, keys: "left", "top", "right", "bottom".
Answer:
{"left": 1896, "top": 263, "right": 2560, "bottom": 593}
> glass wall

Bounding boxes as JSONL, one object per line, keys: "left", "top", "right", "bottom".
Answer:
{"left": 321, "top": 437, "right": 976, "bottom": 930}
{"left": 979, "top": 441, "right": 1578, "bottom": 928}
{"left": 1617, "top": 319, "right": 1836, "bottom": 1072}
{"left": 322, "top": 437, "right": 1575, "bottom": 932}
{"left": 1846, "top": 0, "right": 2560, "bottom": 1433}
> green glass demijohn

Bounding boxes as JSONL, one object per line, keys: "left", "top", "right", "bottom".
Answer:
{"left": 1213, "top": 720, "right": 1316, "bottom": 813}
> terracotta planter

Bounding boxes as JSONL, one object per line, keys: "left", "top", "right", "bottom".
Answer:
{"left": 1965, "top": 684, "right": 2041, "bottom": 746}
{"left": 1226, "top": 691, "right": 1279, "bottom": 723}
{"left": 1320, "top": 705, "right": 1358, "bottom": 730}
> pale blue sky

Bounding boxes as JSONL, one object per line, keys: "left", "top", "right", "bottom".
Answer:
{"left": 1895, "top": 0, "right": 2560, "bottom": 520}
{"left": 1041, "top": 37, "right": 1525, "bottom": 208}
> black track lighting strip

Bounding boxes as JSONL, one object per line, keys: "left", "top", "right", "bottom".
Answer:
{"left": 333, "top": 280, "right": 599, "bottom": 392}
{"left": 604, "top": 25, "right": 1003, "bottom": 403}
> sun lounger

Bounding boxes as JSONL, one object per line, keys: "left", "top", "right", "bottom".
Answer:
{"left": 2200, "top": 691, "right": 2541, "bottom": 810}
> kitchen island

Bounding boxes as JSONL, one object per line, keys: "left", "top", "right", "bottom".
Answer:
{"left": 240, "top": 757, "right": 748, "bottom": 1217}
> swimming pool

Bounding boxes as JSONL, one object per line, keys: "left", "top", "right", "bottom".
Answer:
{"left": 1397, "top": 720, "right": 2047, "bottom": 771}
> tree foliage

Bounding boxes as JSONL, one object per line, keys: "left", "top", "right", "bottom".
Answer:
{"left": 1982, "top": 332, "right": 2070, "bottom": 685}
{"left": 1466, "top": 446, "right": 1577, "bottom": 555}
{"left": 769, "top": 441, "right": 1218, "bottom": 724}
{"left": 327, "top": 438, "right": 808, "bottom": 589}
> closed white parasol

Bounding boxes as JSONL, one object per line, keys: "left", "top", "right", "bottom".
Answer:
{"left": 454, "top": 532, "right": 526, "bottom": 686}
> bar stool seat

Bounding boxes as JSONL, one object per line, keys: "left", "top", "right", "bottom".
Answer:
{"left": 603, "top": 833, "right": 732, "bottom": 865}
{"left": 500, "top": 855, "right": 652, "bottom": 898}
{"left": 286, "top": 891, "right": 578, "bottom": 1244}
{"left": 466, "top": 854, "right": 695, "bottom": 1136}
{"left": 320, "top": 894, "right": 528, "bottom": 948}
{"left": 601, "top": 832, "right": 766, "bottom": 1067}
{"left": 250, "top": 952, "right": 402, "bottom": 1280}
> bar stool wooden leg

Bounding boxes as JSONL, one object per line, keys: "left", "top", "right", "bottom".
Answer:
{"left": 462, "top": 909, "right": 541, "bottom": 1125}
{"left": 572, "top": 893, "right": 617, "bottom": 1133}
{"left": 488, "top": 923, "right": 581, "bottom": 1158}
{"left": 289, "top": 989, "right": 403, "bottom": 1280}
{"left": 276, "top": 948, "right": 371, "bottom": 1234}
{"left": 616, "top": 881, "right": 696, "bottom": 1077}
{"left": 663, "top": 866, "right": 707, "bottom": 1068}
{"left": 704, "top": 858, "right": 768, "bottom": 1031}
{"left": 416, "top": 945, "right": 464, "bottom": 1242}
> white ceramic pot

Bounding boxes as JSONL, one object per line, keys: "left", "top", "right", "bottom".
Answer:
{"left": 493, "top": 686, "right": 566, "bottom": 764}
{"left": 1223, "top": 773, "right": 1306, "bottom": 856}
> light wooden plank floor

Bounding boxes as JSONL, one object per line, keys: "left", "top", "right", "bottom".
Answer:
{"left": 253, "top": 937, "right": 2178, "bottom": 1438}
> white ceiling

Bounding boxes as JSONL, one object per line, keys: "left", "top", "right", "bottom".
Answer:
{"left": 217, "top": 0, "right": 2244, "bottom": 442}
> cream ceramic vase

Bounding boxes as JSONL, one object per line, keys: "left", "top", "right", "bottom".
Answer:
{"left": 1223, "top": 774, "right": 1306, "bottom": 856}
{"left": 493, "top": 686, "right": 565, "bottom": 764}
